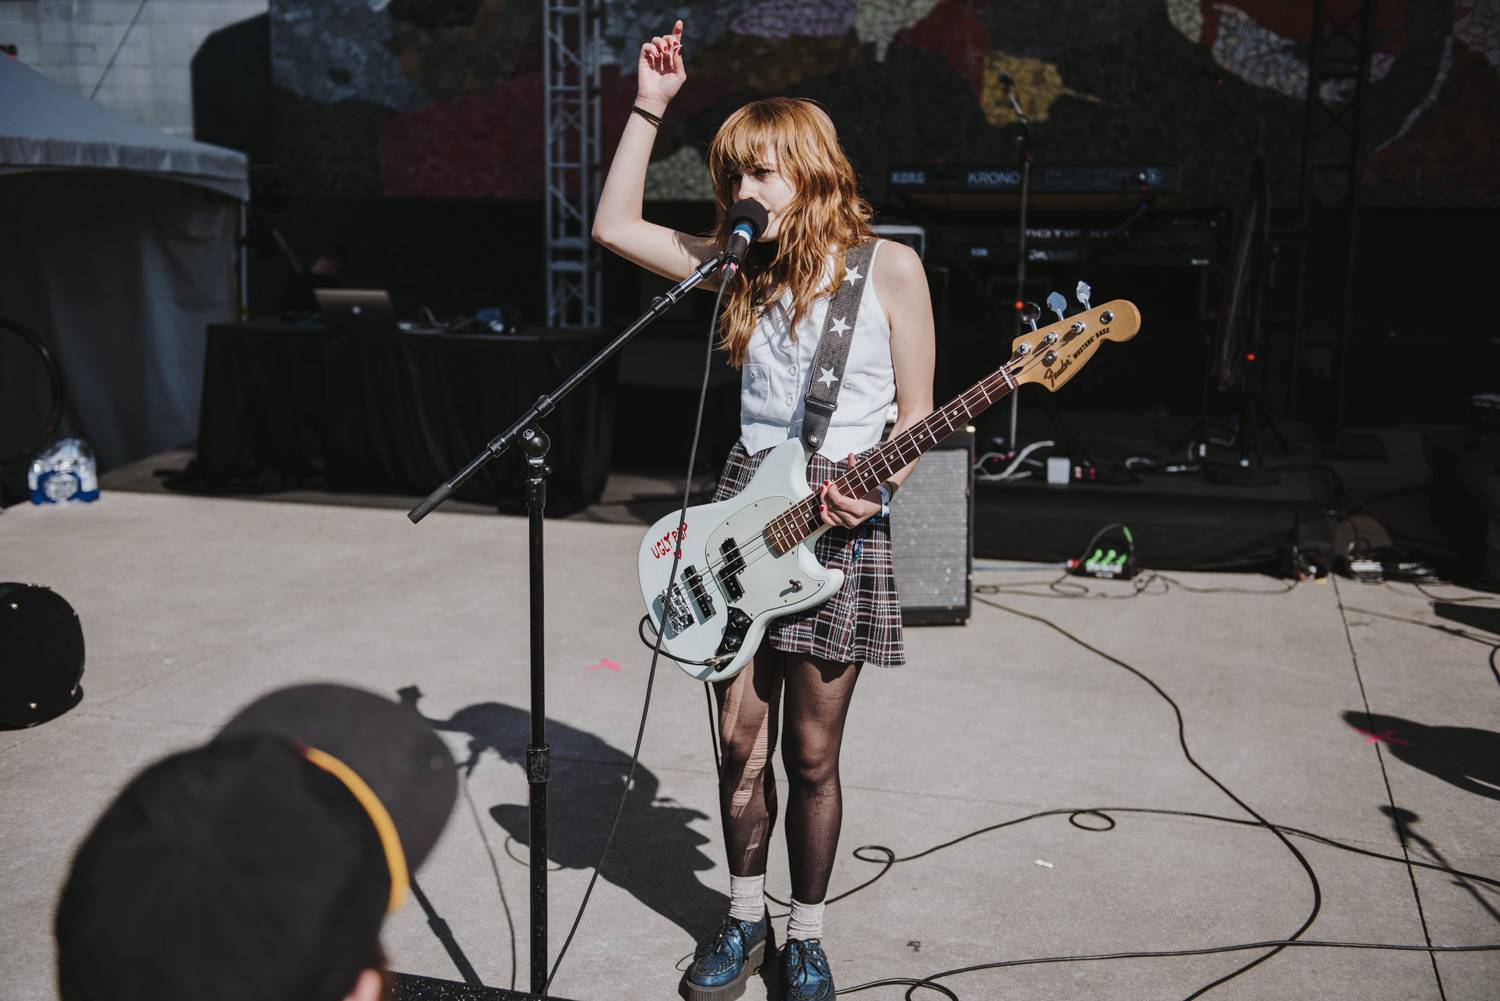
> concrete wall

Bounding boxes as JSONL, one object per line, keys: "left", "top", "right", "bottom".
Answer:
{"left": 0, "top": 0, "right": 266, "bottom": 137}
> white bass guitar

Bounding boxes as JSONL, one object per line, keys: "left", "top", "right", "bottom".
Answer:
{"left": 638, "top": 292, "right": 1141, "bottom": 682}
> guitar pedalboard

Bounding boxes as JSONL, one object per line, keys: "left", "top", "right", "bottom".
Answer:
{"left": 1067, "top": 524, "right": 1140, "bottom": 580}
{"left": 1070, "top": 547, "right": 1141, "bottom": 580}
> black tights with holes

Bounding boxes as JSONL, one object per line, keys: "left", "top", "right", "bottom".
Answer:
{"left": 712, "top": 647, "right": 861, "bottom": 905}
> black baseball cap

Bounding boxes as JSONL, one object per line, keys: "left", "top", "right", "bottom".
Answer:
{"left": 55, "top": 684, "right": 458, "bottom": 1001}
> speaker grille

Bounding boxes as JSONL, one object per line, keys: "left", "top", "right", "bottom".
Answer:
{"left": 889, "top": 430, "right": 973, "bottom": 625}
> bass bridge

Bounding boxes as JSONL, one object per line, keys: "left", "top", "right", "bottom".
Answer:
{"left": 658, "top": 581, "right": 693, "bottom": 635}
{"left": 658, "top": 563, "right": 719, "bottom": 636}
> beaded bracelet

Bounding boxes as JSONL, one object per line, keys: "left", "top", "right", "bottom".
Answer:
{"left": 631, "top": 104, "right": 663, "bottom": 127}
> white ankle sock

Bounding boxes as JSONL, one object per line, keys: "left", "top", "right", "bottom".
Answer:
{"left": 728, "top": 873, "right": 766, "bottom": 922}
{"left": 786, "top": 897, "right": 824, "bottom": 941}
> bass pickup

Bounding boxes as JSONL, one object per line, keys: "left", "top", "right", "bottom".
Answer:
{"left": 682, "top": 565, "right": 716, "bottom": 618}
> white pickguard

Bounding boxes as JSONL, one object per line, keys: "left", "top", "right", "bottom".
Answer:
{"left": 636, "top": 439, "right": 844, "bottom": 682}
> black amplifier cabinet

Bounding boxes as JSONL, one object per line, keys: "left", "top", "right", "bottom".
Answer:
{"left": 889, "top": 426, "right": 974, "bottom": 625}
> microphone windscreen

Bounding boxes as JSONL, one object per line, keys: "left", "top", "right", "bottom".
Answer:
{"left": 728, "top": 198, "right": 769, "bottom": 237}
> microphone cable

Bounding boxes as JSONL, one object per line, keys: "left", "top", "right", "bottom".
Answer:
{"left": 544, "top": 266, "right": 733, "bottom": 994}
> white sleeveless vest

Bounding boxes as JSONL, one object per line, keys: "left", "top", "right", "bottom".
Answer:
{"left": 738, "top": 240, "right": 894, "bottom": 460}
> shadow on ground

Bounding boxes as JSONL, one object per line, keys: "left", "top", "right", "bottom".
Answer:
{"left": 1343, "top": 710, "right": 1500, "bottom": 802}
{"left": 400, "top": 686, "right": 727, "bottom": 940}
{"left": 1432, "top": 601, "right": 1500, "bottom": 637}
{"left": 1378, "top": 805, "right": 1500, "bottom": 923}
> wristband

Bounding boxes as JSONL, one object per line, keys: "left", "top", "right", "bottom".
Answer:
{"left": 631, "top": 104, "right": 663, "bottom": 127}
{"left": 876, "top": 483, "right": 892, "bottom": 518}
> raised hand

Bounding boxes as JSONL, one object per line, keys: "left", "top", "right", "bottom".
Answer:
{"left": 636, "top": 20, "right": 685, "bottom": 111}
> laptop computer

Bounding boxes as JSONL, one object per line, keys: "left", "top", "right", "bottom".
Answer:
{"left": 315, "top": 289, "right": 399, "bottom": 334}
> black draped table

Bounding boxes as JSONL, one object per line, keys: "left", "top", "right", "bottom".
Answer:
{"left": 186, "top": 322, "right": 616, "bottom": 514}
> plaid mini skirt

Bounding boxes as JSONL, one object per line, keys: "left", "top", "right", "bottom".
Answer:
{"left": 712, "top": 441, "right": 905, "bottom": 668}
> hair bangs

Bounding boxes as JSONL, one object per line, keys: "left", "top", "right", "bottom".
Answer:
{"left": 709, "top": 107, "right": 784, "bottom": 200}
{"left": 707, "top": 98, "right": 874, "bottom": 367}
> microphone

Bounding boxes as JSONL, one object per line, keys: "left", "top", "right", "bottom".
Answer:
{"left": 724, "top": 199, "right": 769, "bottom": 272}
{"left": 996, "top": 71, "right": 1027, "bottom": 122}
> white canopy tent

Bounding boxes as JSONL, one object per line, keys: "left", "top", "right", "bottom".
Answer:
{"left": 0, "top": 53, "right": 247, "bottom": 475}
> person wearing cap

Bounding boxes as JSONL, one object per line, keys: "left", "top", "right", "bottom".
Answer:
{"left": 54, "top": 684, "right": 458, "bottom": 1001}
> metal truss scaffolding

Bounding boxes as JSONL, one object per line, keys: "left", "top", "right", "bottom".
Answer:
{"left": 1290, "top": 0, "right": 1377, "bottom": 425}
{"left": 543, "top": 0, "right": 602, "bottom": 328}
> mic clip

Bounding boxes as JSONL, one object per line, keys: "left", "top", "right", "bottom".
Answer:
{"left": 693, "top": 251, "right": 729, "bottom": 279}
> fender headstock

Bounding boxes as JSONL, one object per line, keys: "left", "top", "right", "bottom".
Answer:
{"left": 1009, "top": 298, "right": 1141, "bottom": 393}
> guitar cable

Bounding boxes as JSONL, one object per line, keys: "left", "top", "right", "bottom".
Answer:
{"left": 654, "top": 572, "right": 1496, "bottom": 999}
{"left": 632, "top": 588, "right": 1500, "bottom": 996}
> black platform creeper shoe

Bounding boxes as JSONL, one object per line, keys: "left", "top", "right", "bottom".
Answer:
{"left": 781, "top": 938, "right": 834, "bottom": 1001}
{"left": 684, "top": 910, "right": 774, "bottom": 1001}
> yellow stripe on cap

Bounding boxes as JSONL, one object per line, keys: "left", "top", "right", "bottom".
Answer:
{"left": 302, "top": 746, "right": 410, "bottom": 913}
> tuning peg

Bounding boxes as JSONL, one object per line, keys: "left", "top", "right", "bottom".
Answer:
{"left": 1075, "top": 281, "right": 1092, "bottom": 310}
{"left": 1046, "top": 291, "right": 1068, "bottom": 323}
{"left": 1020, "top": 301, "right": 1041, "bottom": 331}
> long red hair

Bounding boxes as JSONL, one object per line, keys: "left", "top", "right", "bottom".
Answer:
{"left": 707, "top": 98, "right": 874, "bottom": 367}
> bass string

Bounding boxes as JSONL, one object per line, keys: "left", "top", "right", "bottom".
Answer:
{"left": 731, "top": 312, "right": 1119, "bottom": 581}
{"left": 767, "top": 356, "right": 1023, "bottom": 546}
{"left": 681, "top": 350, "right": 1040, "bottom": 585}
{"left": 730, "top": 345, "right": 1038, "bottom": 572}
{"left": 689, "top": 349, "right": 1037, "bottom": 584}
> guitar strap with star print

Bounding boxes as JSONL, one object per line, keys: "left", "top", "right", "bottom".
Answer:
{"left": 800, "top": 239, "right": 878, "bottom": 453}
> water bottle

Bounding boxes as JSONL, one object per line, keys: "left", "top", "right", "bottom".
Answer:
{"left": 28, "top": 438, "right": 100, "bottom": 505}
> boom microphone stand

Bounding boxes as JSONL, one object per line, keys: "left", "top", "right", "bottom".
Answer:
{"left": 407, "top": 249, "right": 732, "bottom": 996}
{"left": 1000, "top": 71, "right": 1033, "bottom": 451}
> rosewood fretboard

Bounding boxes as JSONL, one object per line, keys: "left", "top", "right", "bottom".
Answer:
{"left": 763, "top": 359, "right": 1018, "bottom": 556}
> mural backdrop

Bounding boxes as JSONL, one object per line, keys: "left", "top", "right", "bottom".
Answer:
{"left": 270, "top": 0, "right": 1499, "bottom": 206}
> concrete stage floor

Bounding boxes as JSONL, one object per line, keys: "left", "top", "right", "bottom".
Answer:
{"left": 2, "top": 491, "right": 1497, "bottom": 1001}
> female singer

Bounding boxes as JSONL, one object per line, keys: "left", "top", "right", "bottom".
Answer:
{"left": 592, "top": 20, "right": 935, "bottom": 1001}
